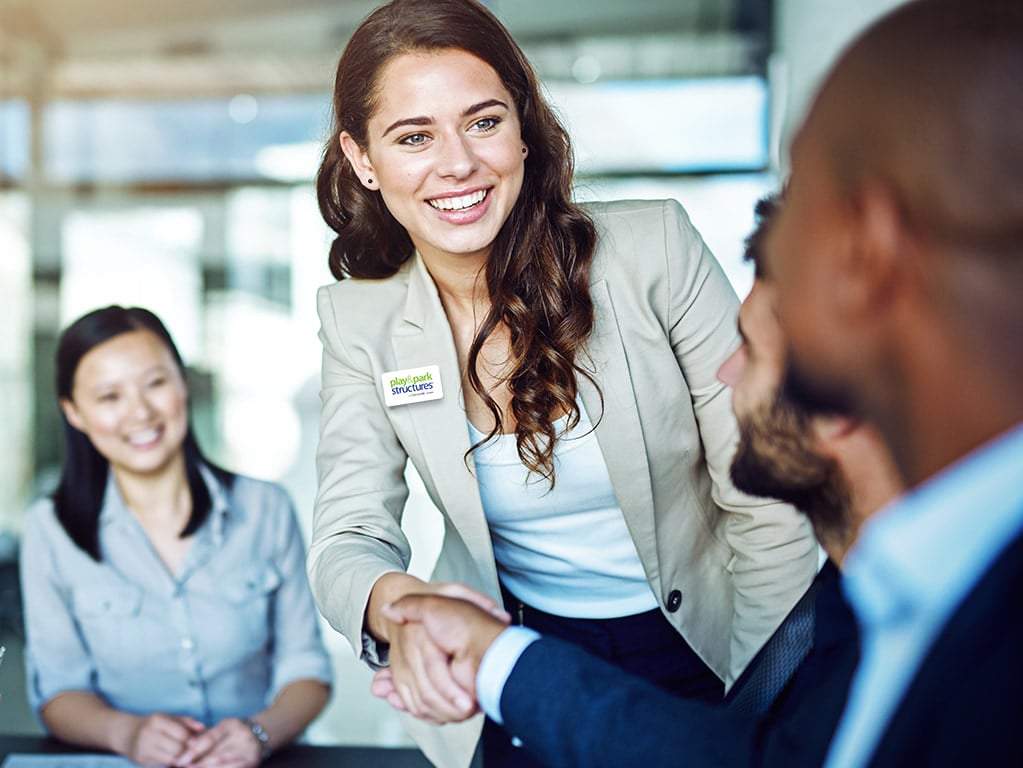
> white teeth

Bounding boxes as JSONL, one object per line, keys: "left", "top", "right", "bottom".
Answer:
{"left": 428, "top": 189, "right": 487, "bottom": 211}
{"left": 129, "top": 429, "right": 160, "bottom": 445}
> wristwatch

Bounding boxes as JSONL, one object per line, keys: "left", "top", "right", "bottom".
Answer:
{"left": 243, "top": 718, "right": 272, "bottom": 761}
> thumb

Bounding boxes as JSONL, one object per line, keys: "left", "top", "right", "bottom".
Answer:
{"left": 435, "top": 585, "right": 512, "bottom": 624}
{"left": 381, "top": 599, "right": 420, "bottom": 625}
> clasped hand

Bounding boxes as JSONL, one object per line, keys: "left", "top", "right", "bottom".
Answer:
{"left": 370, "top": 585, "right": 512, "bottom": 724}
{"left": 126, "top": 713, "right": 263, "bottom": 768}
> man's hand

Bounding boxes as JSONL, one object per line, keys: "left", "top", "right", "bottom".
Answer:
{"left": 371, "top": 594, "right": 510, "bottom": 721}
{"left": 367, "top": 578, "right": 509, "bottom": 725}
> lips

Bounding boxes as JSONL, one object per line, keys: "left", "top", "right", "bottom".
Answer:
{"left": 427, "top": 189, "right": 488, "bottom": 211}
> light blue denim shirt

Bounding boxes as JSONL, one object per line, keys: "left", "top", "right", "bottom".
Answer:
{"left": 20, "top": 467, "right": 332, "bottom": 726}
{"left": 825, "top": 421, "right": 1023, "bottom": 767}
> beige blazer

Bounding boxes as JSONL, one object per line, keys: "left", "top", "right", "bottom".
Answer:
{"left": 309, "top": 199, "right": 818, "bottom": 768}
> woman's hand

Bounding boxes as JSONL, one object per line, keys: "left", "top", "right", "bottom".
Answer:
{"left": 174, "top": 717, "right": 262, "bottom": 768}
{"left": 122, "top": 712, "right": 205, "bottom": 767}
{"left": 368, "top": 576, "right": 510, "bottom": 724}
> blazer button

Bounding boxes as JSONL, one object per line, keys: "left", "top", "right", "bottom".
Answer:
{"left": 666, "top": 590, "right": 683, "bottom": 613}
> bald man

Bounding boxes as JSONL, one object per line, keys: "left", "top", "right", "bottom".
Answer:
{"left": 374, "top": 195, "right": 904, "bottom": 767}
{"left": 764, "top": 0, "right": 1023, "bottom": 765}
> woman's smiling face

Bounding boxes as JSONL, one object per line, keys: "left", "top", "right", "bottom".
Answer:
{"left": 60, "top": 329, "right": 189, "bottom": 479}
{"left": 341, "top": 48, "right": 527, "bottom": 269}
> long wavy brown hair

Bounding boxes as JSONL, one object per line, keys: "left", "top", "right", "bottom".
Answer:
{"left": 316, "top": 0, "right": 600, "bottom": 484}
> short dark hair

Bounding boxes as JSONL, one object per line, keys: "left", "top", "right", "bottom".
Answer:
{"left": 743, "top": 193, "right": 780, "bottom": 279}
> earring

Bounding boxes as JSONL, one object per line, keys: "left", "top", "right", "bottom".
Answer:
{"left": 521, "top": 147, "right": 527, "bottom": 154}
{"left": 367, "top": 178, "right": 374, "bottom": 185}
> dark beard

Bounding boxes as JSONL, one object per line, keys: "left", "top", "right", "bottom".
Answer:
{"left": 781, "top": 356, "right": 860, "bottom": 419}
{"left": 730, "top": 391, "right": 850, "bottom": 545}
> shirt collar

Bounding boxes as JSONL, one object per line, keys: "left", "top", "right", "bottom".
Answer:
{"left": 99, "top": 463, "right": 231, "bottom": 546}
{"left": 842, "top": 421, "right": 1023, "bottom": 627}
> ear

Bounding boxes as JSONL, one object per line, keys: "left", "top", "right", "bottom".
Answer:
{"left": 844, "top": 178, "right": 907, "bottom": 313}
{"left": 60, "top": 397, "right": 85, "bottom": 432}
{"left": 806, "top": 415, "right": 863, "bottom": 462}
{"left": 811, "top": 413, "right": 858, "bottom": 444}
{"left": 339, "top": 131, "right": 376, "bottom": 189}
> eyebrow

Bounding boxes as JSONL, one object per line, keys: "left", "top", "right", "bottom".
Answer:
{"left": 381, "top": 99, "right": 510, "bottom": 138}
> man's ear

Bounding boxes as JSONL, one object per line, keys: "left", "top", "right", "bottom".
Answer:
{"left": 339, "top": 132, "right": 376, "bottom": 188}
{"left": 844, "top": 178, "right": 908, "bottom": 313}
{"left": 811, "top": 414, "right": 859, "bottom": 454}
{"left": 60, "top": 397, "right": 84, "bottom": 432}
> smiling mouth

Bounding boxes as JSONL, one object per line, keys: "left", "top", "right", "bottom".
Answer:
{"left": 427, "top": 189, "right": 488, "bottom": 211}
{"left": 128, "top": 428, "right": 161, "bottom": 446}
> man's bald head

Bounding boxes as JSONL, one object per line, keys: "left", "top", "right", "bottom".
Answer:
{"left": 815, "top": 0, "right": 1023, "bottom": 256}
{"left": 768, "top": 0, "right": 1023, "bottom": 485}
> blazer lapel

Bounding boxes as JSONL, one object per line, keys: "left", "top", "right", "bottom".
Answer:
{"left": 391, "top": 256, "right": 498, "bottom": 589}
{"left": 581, "top": 279, "right": 659, "bottom": 573}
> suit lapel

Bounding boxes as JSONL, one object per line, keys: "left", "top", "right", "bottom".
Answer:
{"left": 391, "top": 256, "right": 497, "bottom": 587}
{"left": 868, "top": 529, "right": 1023, "bottom": 766}
{"left": 581, "top": 279, "right": 658, "bottom": 573}
{"left": 389, "top": 264, "right": 657, "bottom": 593}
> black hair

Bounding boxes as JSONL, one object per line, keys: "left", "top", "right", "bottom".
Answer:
{"left": 52, "top": 305, "right": 233, "bottom": 561}
{"left": 743, "top": 193, "right": 780, "bottom": 279}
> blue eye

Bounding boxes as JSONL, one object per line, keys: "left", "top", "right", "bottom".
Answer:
{"left": 398, "top": 132, "right": 429, "bottom": 147}
{"left": 472, "top": 117, "right": 500, "bottom": 132}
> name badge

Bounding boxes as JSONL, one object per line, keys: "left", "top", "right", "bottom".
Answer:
{"left": 382, "top": 365, "right": 444, "bottom": 407}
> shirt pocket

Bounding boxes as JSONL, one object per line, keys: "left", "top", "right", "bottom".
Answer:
{"left": 208, "top": 563, "right": 283, "bottom": 654}
{"left": 72, "top": 581, "right": 144, "bottom": 660}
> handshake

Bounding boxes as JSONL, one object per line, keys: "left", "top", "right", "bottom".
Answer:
{"left": 369, "top": 587, "right": 514, "bottom": 725}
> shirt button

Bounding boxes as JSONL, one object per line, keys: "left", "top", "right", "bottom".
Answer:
{"left": 666, "top": 589, "right": 683, "bottom": 613}
{"left": 181, "top": 638, "right": 194, "bottom": 650}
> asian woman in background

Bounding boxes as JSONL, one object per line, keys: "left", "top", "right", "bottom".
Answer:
{"left": 20, "top": 306, "right": 332, "bottom": 768}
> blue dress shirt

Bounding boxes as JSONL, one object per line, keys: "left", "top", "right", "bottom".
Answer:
{"left": 20, "top": 467, "right": 332, "bottom": 726}
{"left": 478, "top": 625, "right": 541, "bottom": 725}
{"left": 825, "top": 422, "right": 1023, "bottom": 767}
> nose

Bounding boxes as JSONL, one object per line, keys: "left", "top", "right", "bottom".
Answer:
{"left": 129, "top": 389, "right": 156, "bottom": 419}
{"left": 717, "top": 344, "right": 747, "bottom": 387}
{"left": 436, "top": 133, "right": 478, "bottom": 179}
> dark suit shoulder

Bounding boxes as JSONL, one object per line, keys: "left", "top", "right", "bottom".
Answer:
{"left": 869, "top": 529, "right": 1023, "bottom": 767}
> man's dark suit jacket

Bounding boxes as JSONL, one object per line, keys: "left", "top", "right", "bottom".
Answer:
{"left": 865, "top": 529, "right": 1023, "bottom": 767}
{"left": 499, "top": 560, "right": 858, "bottom": 768}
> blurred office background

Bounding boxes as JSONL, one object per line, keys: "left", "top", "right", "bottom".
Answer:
{"left": 0, "top": 0, "right": 905, "bottom": 747}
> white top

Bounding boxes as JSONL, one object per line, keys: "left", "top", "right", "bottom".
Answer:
{"left": 468, "top": 400, "right": 658, "bottom": 618}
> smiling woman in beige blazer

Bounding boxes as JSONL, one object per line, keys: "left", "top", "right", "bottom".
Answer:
{"left": 309, "top": 1, "right": 818, "bottom": 766}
